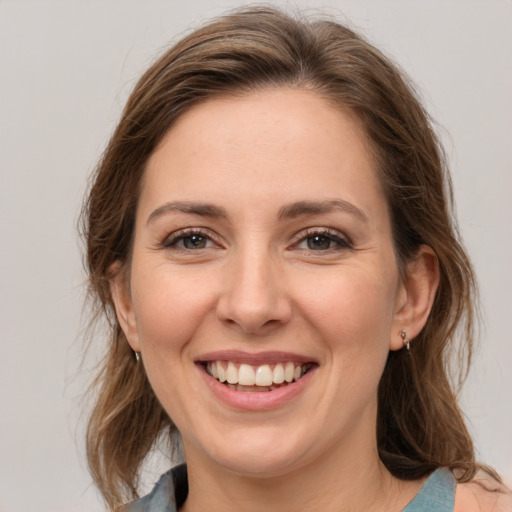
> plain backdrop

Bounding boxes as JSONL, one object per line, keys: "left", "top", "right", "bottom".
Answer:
{"left": 0, "top": 1, "right": 510, "bottom": 511}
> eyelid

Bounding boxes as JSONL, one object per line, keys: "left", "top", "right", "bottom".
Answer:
{"left": 162, "top": 227, "right": 223, "bottom": 249}
{"left": 290, "top": 227, "right": 353, "bottom": 250}
{"left": 160, "top": 226, "right": 352, "bottom": 252}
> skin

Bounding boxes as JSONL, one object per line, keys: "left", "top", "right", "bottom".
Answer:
{"left": 112, "top": 89, "right": 441, "bottom": 511}
{"left": 455, "top": 474, "right": 512, "bottom": 512}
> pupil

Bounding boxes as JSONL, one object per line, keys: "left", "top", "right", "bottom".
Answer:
{"left": 184, "top": 235, "right": 206, "bottom": 249}
{"left": 307, "top": 235, "right": 331, "bottom": 250}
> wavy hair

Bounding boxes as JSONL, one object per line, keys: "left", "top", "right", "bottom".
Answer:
{"left": 81, "top": 6, "right": 485, "bottom": 509}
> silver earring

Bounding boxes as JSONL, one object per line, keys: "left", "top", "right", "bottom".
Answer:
{"left": 400, "top": 330, "right": 410, "bottom": 351}
{"left": 134, "top": 351, "right": 141, "bottom": 362}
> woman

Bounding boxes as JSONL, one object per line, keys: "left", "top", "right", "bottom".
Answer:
{"left": 81, "top": 6, "right": 511, "bottom": 512}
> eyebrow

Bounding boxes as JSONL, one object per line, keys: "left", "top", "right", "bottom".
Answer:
{"left": 278, "top": 199, "right": 369, "bottom": 222}
{"left": 146, "top": 198, "right": 368, "bottom": 225}
{"left": 146, "top": 201, "right": 228, "bottom": 225}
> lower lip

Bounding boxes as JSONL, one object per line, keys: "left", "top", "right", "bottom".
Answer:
{"left": 198, "top": 364, "right": 316, "bottom": 411}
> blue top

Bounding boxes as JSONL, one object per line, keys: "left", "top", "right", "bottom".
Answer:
{"left": 403, "top": 468, "right": 455, "bottom": 511}
{"left": 120, "top": 465, "right": 456, "bottom": 512}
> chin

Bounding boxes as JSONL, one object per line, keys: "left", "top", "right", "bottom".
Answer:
{"left": 189, "top": 424, "right": 312, "bottom": 478}
{"left": 214, "top": 449, "right": 304, "bottom": 479}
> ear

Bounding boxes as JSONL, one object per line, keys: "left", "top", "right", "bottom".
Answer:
{"left": 390, "top": 245, "right": 440, "bottom": 351}
{"left": 109, "top": 262, "right": 141, "bottom": 352}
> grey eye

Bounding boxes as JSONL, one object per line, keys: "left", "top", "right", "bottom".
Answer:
{"left": 182, "top": 235, "right": 208, "bottom": 249}
{"left": 306, "top": 235, "right": 333, "bottom": 250}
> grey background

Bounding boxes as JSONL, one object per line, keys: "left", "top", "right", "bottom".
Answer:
{"left": 0, "top": 1, "right": 510, "bottom": 510}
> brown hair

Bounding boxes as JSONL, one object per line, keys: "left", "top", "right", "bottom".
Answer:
{"left": 81, "top": 6, "right": 485, "bottom": 509}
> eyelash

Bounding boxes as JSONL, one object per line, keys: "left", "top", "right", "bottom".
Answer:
{"left": 162, "top": 228, "right": 220, "bottom": 250}
{"left": 292, "top": 228, "right": 353, "bottom": 252}
{"left": 162, "top": 227, "right": 352, "bottom": 253}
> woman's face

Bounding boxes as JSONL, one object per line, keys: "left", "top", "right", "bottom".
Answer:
{"left": 113, "top": 89, "right": 411, "bottom": 477}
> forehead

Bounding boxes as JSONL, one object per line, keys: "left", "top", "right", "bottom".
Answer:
{"left": 140, "top": 88, "right": 386, "bottom": 221}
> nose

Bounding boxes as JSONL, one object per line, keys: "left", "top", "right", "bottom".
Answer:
{"left": 216, "top": 249, "right": 292, "bottom": 336}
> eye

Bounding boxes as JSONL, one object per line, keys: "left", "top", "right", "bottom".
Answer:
{"left": 163, "top": 229, "right": 217, "bottom": 250}
{"left": 305, "top": 234, "right": 335, "bottom": 250}
{"left": 179, "top": 234, "right": 209, "bottom": 249}
{"left": 294, "top": 229, "right": 352, "bottom": 252}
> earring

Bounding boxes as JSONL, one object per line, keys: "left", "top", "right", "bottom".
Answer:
{"left": 134, "top": 351, "right": 141, "bottom": 362}
{"left": 400, "top": 330, "right": 411, "bottom": 351}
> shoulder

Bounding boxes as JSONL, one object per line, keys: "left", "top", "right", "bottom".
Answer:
{"left": 455, "top": 471, "right": 512, "bottom": 512}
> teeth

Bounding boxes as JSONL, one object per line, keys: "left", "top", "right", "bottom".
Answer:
{"left": 206, "top": 361, "right": 311, "bottom": 388}
{"left": 255, "top": 365, "right": 273, "bottom": 386}
{"left": 226, "top": 361, "right": 238, "bottom": 384}
{"left": 238, "top": 364, "right": 255, "bottom": 386}
{"left": 272, "top": 364, "right": 285, "bottom": 384}
{"left": 284, "top": 362, "right": 294, "bottom": 383}
{"left": 217, "top": 362, "right": 226, "bottom": 383}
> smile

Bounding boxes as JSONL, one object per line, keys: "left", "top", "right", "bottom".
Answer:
{"left": 205, "top": 361, "right": 314, "bottom": 392}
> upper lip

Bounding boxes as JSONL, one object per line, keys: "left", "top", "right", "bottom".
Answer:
{"left": 195, "top": 350, "right": 317, "bottom": 366}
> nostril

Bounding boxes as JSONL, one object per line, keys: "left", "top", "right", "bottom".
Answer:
{"left": 216, "top": 297, "right": 292, "bottom": 335}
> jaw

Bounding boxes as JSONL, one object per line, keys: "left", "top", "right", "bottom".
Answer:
{"left": 181, "top": 382, "right": 382, "bottom": 484}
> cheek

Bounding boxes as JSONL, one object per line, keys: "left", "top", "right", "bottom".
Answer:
{"left": 129, "top": 267, "right": 219, "bottom": 425}
{"left": 131, "top": 265, "right": 217, "bottom": 355}
{"left": 293, "top": 267, "right": 398, "bottom": 357}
